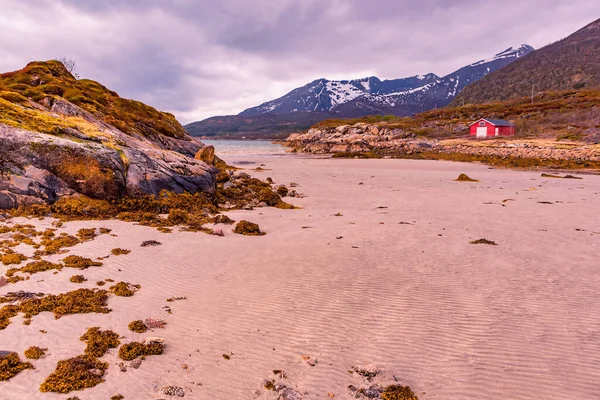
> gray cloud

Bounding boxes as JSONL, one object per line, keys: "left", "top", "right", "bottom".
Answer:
{"left": 0, "top": 0, "right": 598, "bottom": 123}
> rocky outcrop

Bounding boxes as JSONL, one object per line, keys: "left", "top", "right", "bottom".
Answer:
{"left": 0, "top": 60, "right": 219, "bottom": 209}
{"left": 0, "top": 103, "right": 215, "bottom": 209}
{"left": 195, "top": 145, "right": 215, "bottom": 165}
{"left": 284, "top": 123, "right": 600, "bottom": 163}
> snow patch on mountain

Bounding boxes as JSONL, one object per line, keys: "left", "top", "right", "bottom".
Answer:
{"left": 470, "top": 44, "right": 534, "bottom": 66}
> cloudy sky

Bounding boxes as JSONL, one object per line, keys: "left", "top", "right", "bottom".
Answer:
{"left": 0, "top": 0, "right": 598, "bottom": 123}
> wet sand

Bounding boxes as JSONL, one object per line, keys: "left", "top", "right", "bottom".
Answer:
{"left": 1, "top": 157, "right": 599, "bottom": 399}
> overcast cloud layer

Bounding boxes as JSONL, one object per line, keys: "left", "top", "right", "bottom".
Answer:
{"left": 0, "top": 0, "right": 598, "bottom": 123}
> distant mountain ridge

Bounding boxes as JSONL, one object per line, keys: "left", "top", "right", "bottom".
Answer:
{"left": 239, "top": 44, "right": 534, "bottom": 117}
{"left": 186, "top": 44, "right": 534, "bottom": 139}
{"left": 453, "top": 18, "right": 600, "bottom": 105}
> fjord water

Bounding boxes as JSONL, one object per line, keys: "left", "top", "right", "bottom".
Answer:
{"left": 202, "top": 140, "right": 286, "bottom": 156}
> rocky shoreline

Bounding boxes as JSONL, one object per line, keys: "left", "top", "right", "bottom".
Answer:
{"left": 283, "top": 123, "right": 600, "bottom": 169}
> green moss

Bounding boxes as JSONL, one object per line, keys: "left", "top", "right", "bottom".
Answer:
{"left": 111, "top": 248, "right": 131, "bottom": 256}
{"left": 109, "top": 282, "right": 140, "bottom": 297}
{"left": 118, "top": 342, "right": 164, "bottom": 361}
{"left": 128, "top": 320, "right": 147, "bottom": 333}
{"left": 39, "top": 354, "right": 108, "bottom": 393}
{"left": 70, "top": 274, "right": 87, "bottom": 283}
{"left": 0, "top": 352, "right": 33, "bottom": 381}
{"left": 381, "top": 385, "right": 419, "bottom": 400}
{"left": 80, "top": 327, "right": 120, "bottom": 357}
{"left": 24, "top": 346, "right": 47, "bottom": 360}
{"left": 233, "top": 220, "right": 265, "bottom": 236}
{"left": 62, "top": 255, "right": 103, "bottom": 269}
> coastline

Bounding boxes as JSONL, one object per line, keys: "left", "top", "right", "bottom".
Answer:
{"left": 2, "top": 156, "right": 599, "bottom": 399}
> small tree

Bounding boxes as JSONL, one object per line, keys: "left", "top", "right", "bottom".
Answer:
{"left": 55, "top": 57, "right": 80, "bottom": 79}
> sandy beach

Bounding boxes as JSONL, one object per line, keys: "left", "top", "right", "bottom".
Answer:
{"left": 1, "top": 156, "right": 600, "bottom": 399}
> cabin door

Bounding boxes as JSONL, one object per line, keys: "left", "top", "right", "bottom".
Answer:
{"left": 476, "top": 127, "right": 487, "bottom": 138}
{"left": 495, "top": 127, "right": 499, "bottom": 136}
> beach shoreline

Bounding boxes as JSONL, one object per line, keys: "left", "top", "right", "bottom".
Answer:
{"left": 1, "top": 156, "right": 599, "bottom": 399}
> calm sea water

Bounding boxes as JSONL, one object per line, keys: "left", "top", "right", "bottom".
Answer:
{"left": 202, "top": 140, "right": 286, "bottom": 156}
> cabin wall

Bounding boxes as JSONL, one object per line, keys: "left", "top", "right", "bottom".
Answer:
{"left": 470, "top": 120, "right": 516, "bottom": 137}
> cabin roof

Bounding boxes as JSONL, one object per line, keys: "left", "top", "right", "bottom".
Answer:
{"left": 470, "top": 118, "right": 515, "bottom": 127}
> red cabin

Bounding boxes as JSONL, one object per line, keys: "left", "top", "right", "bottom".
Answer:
{"left": 469, "top": 118, "right": 515, "bottom": 138}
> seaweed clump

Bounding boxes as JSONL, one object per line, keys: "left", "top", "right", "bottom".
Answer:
{"left": 80, "top": 327, "right": 121, "bottom": 357}
{"left": 454, "top": 173, "right": 479, "bottom": 182}
{"left": 70, "top": 274, "right": 87, "bottom": 283}
{"left": 38, "top": 234, "right": 80, "bottom": 255}
{"left": 19, "top": 260, "right": 63, "bottom": 275}
{"left": 24, "top": 346, "right": 48, "bottom": 360}
{"left": 39, "top": 355, "right": 108, "bottom": 393}
{"left": 128, "top": 320, "right": 148, "bottom": 333}
{"left": 111, "top": 248, "right": 131, "bottom": 256}
{"left": 1, "top": 252, "right": 28, "bottom": 266}
{"left": 0, "top": 289, "right": 111, "bottom": 330}
{"left": 381, "top": 384, "right": 419, "bottom": 400}
{"left": 62, "top": 255, "right": 103, "bottom": 269}
{"left": 76, "top": 228, "right": 97, "bottom": 241}
{"left": 0, "top": 352, "right": 33, "bottom": 381}
{"left": 470, "top": 238, "right": 498, "bottom": 245}
{"left": 212, "top": 214, "right": 235, "bottom": 225}
{"left": 233, "top": 220, "right": 265, "bottom": 236}
{"left": 109, "top": 282, "right": 140, "bottom": 297}
{"left": 118, "top": 341, "right": 164, "bottom": 361}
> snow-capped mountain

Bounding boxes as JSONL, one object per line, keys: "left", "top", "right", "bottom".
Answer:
{"left": 240, "top": 44, "right": 534, "bottom": 118}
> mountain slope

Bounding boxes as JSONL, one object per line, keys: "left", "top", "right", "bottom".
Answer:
{"left": 453, "top": 18, "right": 600, "bottom": 105}
{"left": 187, "top": 44, "right": 533, "bottom": 139}
{"left": 240, "top": 44, "right": 534, "bottom": 117}
{"left": 0, "top": 60, "right": 215, "bottom": 208}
